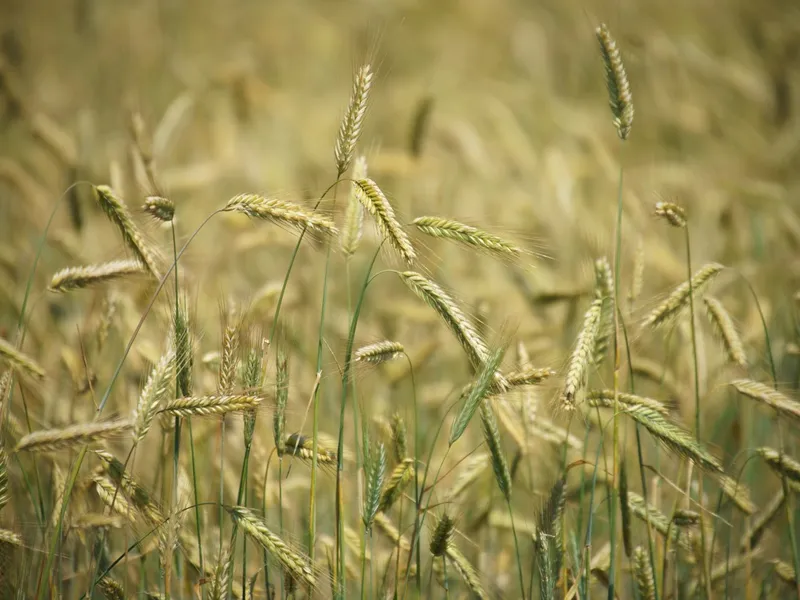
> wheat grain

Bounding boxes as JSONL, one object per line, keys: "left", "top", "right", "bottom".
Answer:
{"left": 596, "top": 23, "right": 633, "bottom": 140}
{"left": 160, "top": 395, "right": 262, "bottom": 417}
{"left": 15, "top": 418, "right": 133, "bottom": 453}
{"left": 704, "top": 296, "right": 746, "bottom": 366}
{"left": 644, "top": 263, "right": 724, "bottom": 327}
{"left": 354, "top": 178, "right": 415, "bottom": 264}
{"left": 334, "top": 64, "right": 373, "bottom": 176}
{"left": 224, "top": 194, "right": 337, "bottom": 235}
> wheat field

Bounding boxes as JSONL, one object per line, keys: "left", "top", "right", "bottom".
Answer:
{"left": 0, "top": 0, "right": 799, "bottom": 598}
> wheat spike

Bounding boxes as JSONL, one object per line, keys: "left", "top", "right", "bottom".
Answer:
{"left": 283, "top": 433, "right": 338, "bottom": 465}
{"left": 632, "top": 546, "right": 656, "bottom": 600}
{"left": 430, "top": 514, "right": 456, "bottom": 557}
{"left": 133, "top": 348, "right": 175, "bottom": 443}
{"left": 160, "top": 395, "right": 261, "bottom": 418}
{"left": 412, "top": 216, "right": 522, "bottom": 257}
{"left": 740, "top": 489, "right": 785, "bottom": 551}
{"left": 593, "top": 256, "right": 615, "bottom": 366}
{"left": 229, "top": 506, "right": 316, "bottom": 588}
{"left": 731, "top": 380, "right": 800, "bottom": 423}
{"left": 644, "top": 263, "right": 724, "bottom": 327}
{"left": 704, "top": 297, "right": 746, "bottom": 366}
{"left": 93, "top": 185, "right": 161, "bottom": 277}
{"left": 378, "top": 457, "right": 414, "bottom": 512}
{"left": 273, "top": 345, "right": 289, "bottom": 454}
{"left": 354, "top": 178, "right": 416, "bottom": 264}
{"left": 446, "top": 545, "right": 488, "bottom": 599}
{"left": 224, "top": 194, "right": 337, "bottom": 235}
{"left": 15, "top": 418, "right": 133, "bottom": 453}
{"left": 0, "top": 335, "right": 45, "bottom": 379}
{"left": 341, "top": 155, "right": 368, "bottom": 256}
{"left": 714, "top": 472, "right": 756, "bottom": 515}
{"left": 0, "top": 447, "right": 8, "bottom": 512}
{"left": 450, "top": 346, "right": 506, "bottom": 445}
{"left": 334, "top": 64, "right": 373, "bottom": 176}
{"left": 400, "top": 271, "right": 489, "bottom": 368}
{"left": 654, "top": 201, "right": 687, "bottom": 228}
{"left": 561, "top": 297, "right": 603, "bottom": 409}
{"left": 480, "top": 399, "right": 512, "bottom": 501}
{"left": 587, "top": 389, "right": 671, "bottom": 416}
{"left": 596, "top": 23, "right": 634, "bottom": 140}
{"left": 355, "top": 340, "right": 405, "bottom": 364}
{"left": 362, "top": 442, "right": 386, "bottom": 532}
{"left": 390, "top": 413, "right": 408, "bottom": 462}
{"left": 49, "top": 259, "right": 145, "bottom": 292}
{"left": 755, "top": 447, "right": 800, "bottom": 482}
{"left": 143, "top": 196, "right": 175, "bottom": 222}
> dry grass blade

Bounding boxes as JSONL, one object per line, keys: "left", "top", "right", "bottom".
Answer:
{"left": 704, "top": 296, "right": 746, "bottom": 366}
{"left": 731, "top": 380, "right": 800, "bottom": 423}
{"left": 561, "top": 298, "right": 603, "bottom": 409}
{"left": 596, "top": 23, "right": 634, "bottom": 140}
{"left": 355, "top": 340, "right": 405, "bottom": 364}
{"left": 0, "top": 336, "right": 45, "bottom": 379}
{"left": 354, "top": 178, "right": 415, "bottom": 264}
{"left": 15, "top": 418, "right": 133, "bottom": 453}
{"left": 334, "top": 64, "right": 373, "bottom": 176}
{"left": 620, "top": 459, "right": 632, "bottom": 557}
{"left": 160, "top": 395, "right": 262, "bottom": 417}
{"left": 93, "top": 185, "right": 161, "bottom": 277}
{"left": 411, "top": 216, "right": 522, "bottom": 257}
{"left": 228, "top": 506, "right": 316, "bottom": 588}
{"left": 644, "top": 263, "right": 724, "bottom": 328}
{"left": 401, "top": 271, "right": 489, "bottom": 368}
{"left": 224, "top": 194, "right": 337, "bottom": 235}
{"left": 49, "top": 259, "right": 145, "bottom": 292}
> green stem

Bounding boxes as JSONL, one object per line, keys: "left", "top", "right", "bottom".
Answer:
{"left": 507, "top": 497, "right": 527, "bottom": 600}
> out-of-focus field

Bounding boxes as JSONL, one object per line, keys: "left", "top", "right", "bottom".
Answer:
{"left": 1, "top": 0, "right": 800, "bottom": 598}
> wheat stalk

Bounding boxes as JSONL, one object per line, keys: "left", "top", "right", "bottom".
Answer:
{"left": 160, "top": 395, "right": 262, "bottom": 417}
{"left": 49, "top": 259, "right": 145, "bottom": 292}
{"left": 224, "top": 194, "right": 337, "bottom": 235}
{"left": 354, "top": 178, "right": 416, "bottom": 264}
{"left": 731, "top": 380, "right": 800, "bottom": 423}
{"left": 15, "top": 418, "right": 133, "bottom": 453}
{"left": 94, "top": 185, "right": 161, "bottom": 277}
{"left": 411, "top": 216, "right": 521, "bottom": 257}
{"left": 644, "top": 263, "right": 724, "bottom": 327}
{"left": 334, "top": 64, "right": 373, "bottom": 176}
{"left": 596, "top": 23, "right": 633, "bottom": 140}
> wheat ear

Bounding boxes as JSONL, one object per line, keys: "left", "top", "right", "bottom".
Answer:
{"left": 644, "top": 263, "right": 724, "bottom": 327}
{"left": 160, "top": 395, "right": 262, "bottom": 417}
{"left": 354, "top": 178, "right": 416, "bottom": 264}
{"left": 0, "top": 335, "right": 45, "bottom": 379}
{"left": 334, "top": 64, "right": 373, "bottom": 176}
{"left": 341, "top": 155, "right": 368, "bottom": 256}
{"left": 596, "top": 23, "right": 634, "bottom": 140}
{"left": 133, "top": 348, "right": 176, "bottom": 443}
{"left": 704, "top": 296, "right": 746, "bottom": 366}
{"left": 49, "top": 259, "right": 145, "bottom": 292}
{"left": 411, "top": 216, "right": 521, "bottom": 257}
{"left": 15, "top": 418, "right": 133, "bottom": 453}
{"left": 561, "top": 297, "right": 603, "bottom": 409}
{"left": 731, "top": 380, "right": 800, "bottom": 423}
{"left": 355, "top": 340, "right": 405, "bottom": 364}
{"left": 224, "top": 194, "right": 337, "bottom": 235}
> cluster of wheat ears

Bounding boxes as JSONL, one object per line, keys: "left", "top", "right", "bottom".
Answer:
{"left": 0, "top": 17, "right": 798, "bottom": 600}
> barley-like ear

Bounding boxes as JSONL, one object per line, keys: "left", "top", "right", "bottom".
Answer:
{"left": 400, "top": 271, "right": 489, "bottom": 368}
{"left": 378, "top": 457, "right": 415, "bottom": 513}
{"left": 587, "top": 389, "right": 671, "bottom": 416}
{"left": 429, "top": 514, "right": 456, "bottom": 557}
{"left": 173, "top": 304, "right": 193, "bottom": 398}
{"left": 731, "top": 380, "right": 800, "bottom": 423}
{"left": 644, "top": 263, "right": 724, "bottom": 328}
{"left": 224, "top": 194, "right": 338, "bottom": 236}
{"left": 209, "top": 545, "right": 234, "bottom": 600}
{"left": 143, "top": 196, "right": 175, "bottom": 222}
{"left": 0, "top": 528, "right": 21, "bottom": 547}
{"left": 632, "top": 546, "right": 656, "bottom": 600}
{"left": 0, "top": 336, "right": 45, "bottom": 380}
{"left": 94, "top": 450, "right": 165, "bottom": 524}
{"left": 133, "top": 348, "right": 176, "bottom": 443}
{"left": 160, "top": 394, "right": 262, "bottom": 417}
{"left": 446, "top": 546, "right": 488, "bottom": 600}
{"left": 755, "top": 447, "right": 800, "bottom": 482}
{"left": 228, "top": 506, "right": 316, "bottom": 588}
{"left": 654, "top": 201, "right": 687, "bottom": 228}
{"left": 671, "top": 508, "right": 701, "bottom": 527}
{"left": 704, "top": 297, "right": 746, "bottom": 366}
{"left": 15, "top": 418, "right": 133, "bottom": 453}
{"left": 354, "top": 179, "right": 416, "bottom": 264}
{"left": 596, "top": 23, "right": 633, "bottom": 140}
{"left": 449, "top": 346, "right": 506, "bottom": 445}
{"left": 49, "top": 259, "right": 145, "bottom": 292}
{"left": 273, "top": 345, "right": 289, "bottom": 454}
{"left": 217, "top": 319, "right": 240, "bottom": 396}
{"left": 626, "top": 491, "right": 689, "bottom": 550}
{"left": 334, "top": 64, "right": 373, "bottom": 177}
{"left": 480, "top": 400, "right": 512, "bottom": 502}
{"left": 0, "top": 446, "right": 8, "bottom": 512}
{"left": 283, "top": 433, "right": 338, "bottom": 466}
{"left": 505, "top": 367, "right": 555, "bottom": 387}
{"left": 774, "top": 561, "right": 798, "bottom": 586}
{"left": 340, "top": 155, "right": 368, "bottom": 256}
{"left": 240, "top": 339, "right": 263, "bottom": 448}
{"left": 412, "top": 216, "right": 522, "bottom": 258}
{"left": 390, "top": 413, "right": 408, "bottom": 462}
{"left": 629, "top": 236, "right": 645, "bottom": 305}
{"left": 593, "top": 257, "right": 615, "bottom": 366}
{"left": 362, "top": 442, "right": 385, "bottom": 532}
{"left": 93, "top": 185, "right": 161, "bottom": 277}
{"left": 355, "top": 340, "right": 405, "bottom": 365}
{"left": 536, "top": 477, "right": 566, "bottom": 584}
{"left": 561, "top": 298, "right": 603, "bottom": 409}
